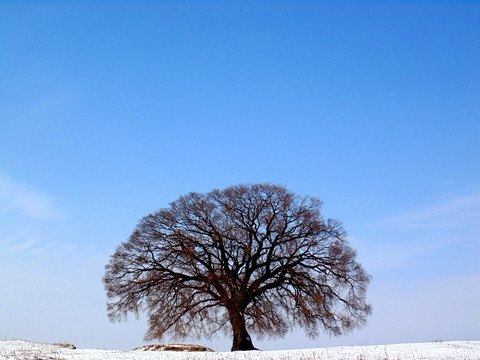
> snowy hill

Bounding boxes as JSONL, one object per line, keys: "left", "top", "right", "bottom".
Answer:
{"left": 1, "top": 340, "right": 479, "bottom": 360}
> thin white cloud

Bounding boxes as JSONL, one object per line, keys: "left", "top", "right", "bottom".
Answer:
{"left": 0, "top": 236, "right": 40, "bottom": 258}
{"left": 0, "top": 223, "right": 77, "bottom": 261}
{"left": 0, "top": 174, "right": 62, "bottom": 220}
{"left": 379, "top": 192, "right": 480, "bottom": 233}
{"left": 0, "top": 232, "right": 59, "bottom": 260}
{"left": 354, "top": 191, "right": 480, "bottom": 272}
{"left": 0, "top": 174, "right": 72, "bottom": 262}
{"left": 355, "top": 238, "right": 438, "bottom": 271}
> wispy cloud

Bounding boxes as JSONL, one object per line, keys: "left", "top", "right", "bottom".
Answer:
{"left": 380, "top": 192, "right": 480, "bottom": 233}
{"left": 0, "top": 174, "right": 71, "bottom": 261}
{"left": 0, "top": 228, "right": 72, "bottom": 260}
{"left": 355, "top": 191, "right": 480, "bottom": 272}
{"left": 0, "top": 174, "right": 62, "bottom": 220}
{"left": 355, "top": 237, "right": 439, "bottom": 271}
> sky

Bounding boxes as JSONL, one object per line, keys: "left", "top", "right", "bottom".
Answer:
{"left": 0, "top": 0, "right": 479, "bottom": 352}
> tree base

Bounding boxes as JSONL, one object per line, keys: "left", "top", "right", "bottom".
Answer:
{"left": 231, "top": 331, "right": 258, "bottom": 351}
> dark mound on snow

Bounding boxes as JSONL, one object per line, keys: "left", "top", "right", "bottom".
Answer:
{"left": 134, "top": 344, "right": 214, "bottom": 352}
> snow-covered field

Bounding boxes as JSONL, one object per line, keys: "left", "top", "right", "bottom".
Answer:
{"left": 1, "top": 340, "right": 479, "bottom": 360}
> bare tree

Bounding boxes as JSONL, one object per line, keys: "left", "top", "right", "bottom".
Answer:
{"left": 103, "top": 184, "right": 371, "bottom": 351}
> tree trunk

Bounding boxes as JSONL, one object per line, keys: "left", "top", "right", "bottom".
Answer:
{"left": 229, "top": 311, "right": 257, "bottom": 351}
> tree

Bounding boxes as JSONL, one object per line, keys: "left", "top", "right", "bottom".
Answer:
{"left": 103, "top": 183, "right": 371, "bottom": 351}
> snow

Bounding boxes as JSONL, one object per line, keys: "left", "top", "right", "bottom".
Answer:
{"left": 1, "top": 340, "right": 479, "bottom": 360}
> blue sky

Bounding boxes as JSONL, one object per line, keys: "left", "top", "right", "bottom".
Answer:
{"left": 1, "top": 0, "right": 479, "bottom": 351}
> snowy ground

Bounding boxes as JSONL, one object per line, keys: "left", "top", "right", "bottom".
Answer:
{"left": 1, "top": 340, "right": 479, "bottom": 360}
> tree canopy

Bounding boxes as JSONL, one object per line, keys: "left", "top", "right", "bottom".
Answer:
{"left": 103, "top": 183, "right": 371, "bottom": 350}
